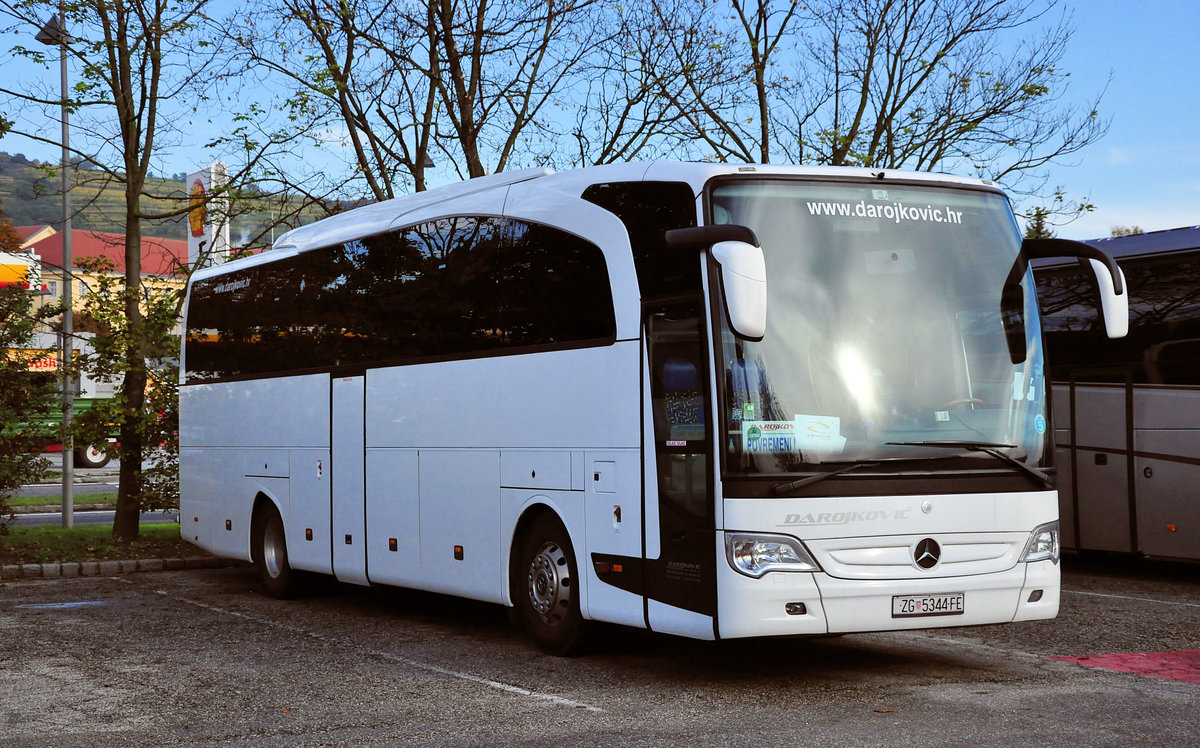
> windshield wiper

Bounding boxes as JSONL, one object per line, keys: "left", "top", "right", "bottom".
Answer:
{"left": 886, "top": 440, "right": 1054, "bottom": 489}
{"left": 770, "top": 461, "right": 881, "bottom": 495}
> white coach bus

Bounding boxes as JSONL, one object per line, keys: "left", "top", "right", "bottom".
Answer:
{"left": 180, "top": 162, "right": 1127, "bottom": 654}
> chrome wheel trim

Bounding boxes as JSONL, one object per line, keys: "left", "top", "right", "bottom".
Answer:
{"left": 527, "top": 541, "right": 570, "bottom": 624}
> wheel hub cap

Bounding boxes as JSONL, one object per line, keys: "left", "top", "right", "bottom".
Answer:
{"left": 527, "top": 542, "right": 569, "bottom": 622}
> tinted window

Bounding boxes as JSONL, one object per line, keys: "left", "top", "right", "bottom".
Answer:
{"left": 582, "top": 181, "right": 698, "bottom": 298}
{"left": 185, "top": 217, "right": 615, "bottom": 383}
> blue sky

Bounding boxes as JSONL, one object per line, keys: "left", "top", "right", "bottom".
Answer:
{"left": 3, "top": 0, "right": 1196, "bottom": 241}
{"left": 1049, "top": 0, "right": 1200, "bottom": 239}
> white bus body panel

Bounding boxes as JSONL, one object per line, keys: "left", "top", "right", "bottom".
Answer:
{"left": 332, "top": 376, "right": 368, "bottom": 586}
{"left": 362, "top": 343, "right": 642, "bottom": 612}
{"left": 717, "top": 491, "right": 1059, "bottom": 638}
{"left": 180, "top": 374, "right": 331, "bottom": 566}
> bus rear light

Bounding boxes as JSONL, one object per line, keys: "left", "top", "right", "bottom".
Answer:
{"left": 454, "top": 545, "right": 464, "bottom": 560}
{"left": 305, "top": 528, "right": 313, "bottom": 541}
{"left": 1167, "top": 525, "right": 1177, "bottom": 532}
{"left": 388, "top": 538, "right": 398, "bottom": 552}
{"left": 225, "top": 520, "right": 231, "bottom": 531}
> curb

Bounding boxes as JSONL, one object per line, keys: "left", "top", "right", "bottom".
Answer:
{"left": 0, "top": 556, "right": 248, "bottom": 581}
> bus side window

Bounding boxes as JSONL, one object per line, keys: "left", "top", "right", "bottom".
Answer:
{"left": 662, "top": 358, "right": 705, "bottom": 440}
{"left": 647, "top": 306, "right": 710, "bottom": 521}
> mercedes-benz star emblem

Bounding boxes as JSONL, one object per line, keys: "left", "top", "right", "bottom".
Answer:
{"left": 913, "top": 538, "right": 941, "bottom": 570}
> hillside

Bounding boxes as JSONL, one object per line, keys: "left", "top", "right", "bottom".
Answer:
{"left": 0, "top": 152, "right": 322, "bottom": 246}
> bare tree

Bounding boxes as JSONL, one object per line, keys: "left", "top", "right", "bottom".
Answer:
{"left": 633, "top": 0, "right": 805, "bottom": 164}
{"left": 228, "top": 0, "right": 604, "bottom": 199}
{"left": 642, "top": 0, "right": 1104, "bottom": 210}
{"left": 226, "top": 0, "right": 439, "bottom": 200}
{"left": 795, "top": 0, "right": 1107, "bottom": 189}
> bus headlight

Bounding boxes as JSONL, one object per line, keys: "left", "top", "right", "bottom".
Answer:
{"left": 725, "top": 532, "right": 821, "bottom": 578}
{"left": 1021, "top": 521, "right": 1060, "bottom": 564}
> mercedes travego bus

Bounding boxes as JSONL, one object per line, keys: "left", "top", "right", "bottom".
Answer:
{"left": 179, "top": 162, "right": 1128, "bottom": 654}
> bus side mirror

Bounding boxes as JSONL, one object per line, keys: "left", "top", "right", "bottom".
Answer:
{"left": 1004, "top": 238, "right": 1130, "bottom": 364}
{"left": 711, "top": 240, "right": 767, "bottom": 340}
{"left": 1021, "top": 238, "right": 1128, "bottom": 340}
{"left": 664, "top": 225, "right": 767, "bottom": 340}
{"left": 1087, "top": 258, "right": 1129, "bottom": 339}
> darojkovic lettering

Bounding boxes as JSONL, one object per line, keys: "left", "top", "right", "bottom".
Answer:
{"left": 779, "top": 508, "right": 912, "bottom": 527}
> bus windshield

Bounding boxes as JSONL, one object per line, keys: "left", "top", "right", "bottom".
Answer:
{"left": 710, "top": 179, "right": 1048, "bottom": 476}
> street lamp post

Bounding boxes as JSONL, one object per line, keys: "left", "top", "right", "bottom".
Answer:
{"left": 36, "top": 12, "right": 74, "bottom": 528}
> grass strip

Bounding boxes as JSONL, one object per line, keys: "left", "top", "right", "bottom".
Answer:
{"left": 0, "top": 523, "right": 201, "bottom": 565}
{"left": 9, "top": 492, "right": 119, "bottom": 508}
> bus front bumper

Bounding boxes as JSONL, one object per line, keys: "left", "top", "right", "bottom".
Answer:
{"left": 716, "top": 558, "right": 1059, "bottom": 639}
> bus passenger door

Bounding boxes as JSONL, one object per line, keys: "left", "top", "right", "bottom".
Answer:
{"left": 641, "top": 302, "right": 718, "bottom": 639}
{"left": 331, "top": 375, "right": 369, "bottom": 585}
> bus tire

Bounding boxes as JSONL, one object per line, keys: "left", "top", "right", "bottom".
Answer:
{"left": 254, "top": 507, "right": 306, "bottom": 599}
{"left": 73, "top": 444, "right": 111, "bottom": 469}
{"left": 515, "top": 513, "right": 589, "bottom": 656}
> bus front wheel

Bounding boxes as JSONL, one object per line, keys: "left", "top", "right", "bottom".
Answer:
{"left": 254, "top": 508, "right": 305, "bottom": 599}
{"left": 515, "top": 513, "right": 589, "bottom": 656}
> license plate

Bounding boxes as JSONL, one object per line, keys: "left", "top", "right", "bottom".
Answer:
{"left": 892, "top": 592, "right": 965, "bottom": 618}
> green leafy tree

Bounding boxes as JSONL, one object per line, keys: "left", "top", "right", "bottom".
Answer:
{"left": 70, "top": 256, "right": 180, "bottom": 515}
{"left": 0, "top": 283, "right": 60, "bottom": 533}
{"left": 1024, "top": 206, "right": 1055, "bottom": 239}
{"left": 1, "top": 0, "right": 285, "bottom": 538}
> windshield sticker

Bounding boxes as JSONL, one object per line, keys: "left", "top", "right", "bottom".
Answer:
{"left": 1035, "top": 414, "right": 1047, "bottom": 434}
{"left": 795, "top": 415, "right": 848, "bottom": 455}
{"left": 742, "top": 417, "right": 848, "bottom": 455}
{"left": 742, "top": 402, "right": 756, "bottom": 421}
{"left": 806, "top": 200, "right": 965, "bottom": 226}
{"left": 743, "top": 421, "right": 796, "bottom": 453}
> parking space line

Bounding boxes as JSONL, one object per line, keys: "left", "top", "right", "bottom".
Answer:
{"left": 1063, "top": 589, "right": 1200, "bottom": 609}
{"left": 153, "top": 590, "right": 604, "bottom": 713}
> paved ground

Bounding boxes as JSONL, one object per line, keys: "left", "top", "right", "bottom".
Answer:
{"left": 1, "top": 554, "right": 1197, "bottom": 746}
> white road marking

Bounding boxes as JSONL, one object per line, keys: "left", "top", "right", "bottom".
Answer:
{"left": 153, "top": 590, "right": 604, "bottom": 712}
{"left": 1063, "top": 589, "right": 1200, "bottom": 609}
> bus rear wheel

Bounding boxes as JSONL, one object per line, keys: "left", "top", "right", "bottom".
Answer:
{"left": 515, "top": 513, "right": 588, "bottom": 655}
{"left": 254, "top": 507, "right": 306, "bottom": 599}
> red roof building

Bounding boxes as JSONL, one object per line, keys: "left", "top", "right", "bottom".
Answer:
{"left": 16, "top": 225, "right": 187, "bottom": 276}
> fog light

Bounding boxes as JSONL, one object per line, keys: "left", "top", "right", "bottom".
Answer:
{"left": 1028, "top": 589, "right": 1043, "bottom": 603}
{"left": 786, "top": 602, "right": 807, "bottom": 616}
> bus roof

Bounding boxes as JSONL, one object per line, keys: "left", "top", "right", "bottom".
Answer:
{"left": 1084, "top": 225, "right": 1200, "bottom": 260}
{"left": 190, "top": 161, "right": 1007, "bottom": 283}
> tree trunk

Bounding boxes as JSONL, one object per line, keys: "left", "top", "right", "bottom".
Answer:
{"left": 112, "top": 188, "right": 147, "bottom": 541}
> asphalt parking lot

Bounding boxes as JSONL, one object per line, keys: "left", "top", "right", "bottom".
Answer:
{"left": 1, "top": 555, "right": 1197, "bottom": 747}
